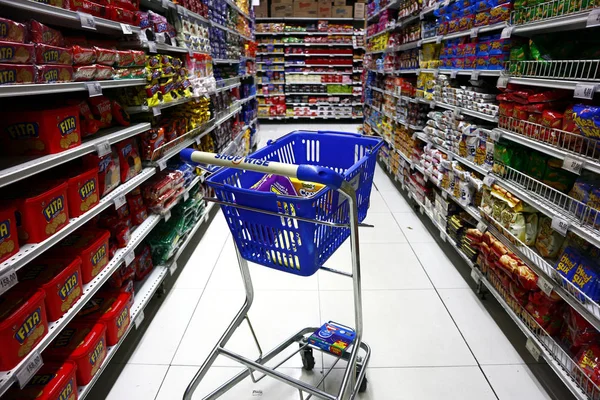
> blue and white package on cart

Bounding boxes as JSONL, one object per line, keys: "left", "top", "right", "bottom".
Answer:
{"left": 309, "top": 322, "right": 356, "bottom": 356}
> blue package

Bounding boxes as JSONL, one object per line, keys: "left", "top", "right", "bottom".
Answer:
{"left": 308, "top": 322, "right": 356, "bottom": 356}
{"left": 571, "top": 258, "right": 600, "bottom": 301}
{"left": 555, "top": 246, "right": 581, "bottom": 280}
{"left": 473, "top": 0, "right": 490, "bottom": 11}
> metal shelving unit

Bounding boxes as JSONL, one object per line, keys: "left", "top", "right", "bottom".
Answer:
{"left": 0, "top": 79, "right": 145, "bottom": 98}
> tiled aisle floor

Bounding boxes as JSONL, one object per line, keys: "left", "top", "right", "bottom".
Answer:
{"left": 89, "top": 124, "right": 574, "bottom": 400}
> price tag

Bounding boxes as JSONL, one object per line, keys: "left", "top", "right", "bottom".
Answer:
{"left": 148, "top": 41, "right": 158, "bottom": 54}
{"left": 420, "top": 206, "right": 424, "bottom": 215}
{"left": 134, "top": 310, "right": 145, "bottom": 329}
{"left": 177, "top": 5, "right": 188, "bottom": 16}
{"left": 470, "top": 70, "right": 480, "bottom": 80}
{"left": 402, "top": 183, "right": 406, "bottom": 191}
{"left": 442, "top": 191, "right": 448, "bottom": 200}
{"left": 471, "top": 268, "right": 480, "bottom": 284}
{"left": 124, "top": 251, "right": 135, "bottom": 266}
{"left": 114, "top": 194, "right": 126, "bottom": 209}
{"left": 551, "top": 215, "right": 570, "bottom": 236}
{"left": 412, "top": 133, "right": 417, "bottom": 140}
{"left": 497, "top": 75, "right": 509, "bottom": 89}
{"left": 77, "top": 12, "right": 96, "bottom": 30}
{"left": 152, "top": 106, "right": 162, "bottom": 117}
{"left": 424, "top": 174, "right": 429, "bottom": 183}
{"left": 429, "top": 101, "right": 436, "bottom": 109}
{"left": 450, "top": 70, "right": 458, "bottom": 79}
{"left": 164, "top": 209, "right": 172, "bottom": 222}
{"left": 435, "top": 36, "right": 442, "bottom": 44}
{"left": 188, "top": 47, "right": 194, "bottom": 56}
{"left": 157, "top": 159, "right": 167, "bottom": 171}
{"left": 586, "top": 8, "right": 600, "bottom": 27}
{"left": 500, "top": 26, "right": 514, "bottom": 39}
{"left": 440, "top": 230, "right": 447, "bottom": 242}
{"left": 526, "top": 337, "right": 541, "bottom": 362}
{"left": 0, "top": 268, "right": 18, "bottom": 296}
{"left": 470, "top": 28, "right": 479, "bottom": 38}
{"left": 183, "top": 191, "right": 190, "bottom": 201}
{"left": 161, "top": 0, "right": 169, "bottom": 8}
{"left": 408, "top": 191, "right": 412, "bottom": 200}
{"left": 16, "top": 351, "right": 43, "bottom": 388}
{"left": 490, "top": 130, "right": 503, "bottom": 141}
{"left": 574, "top": 83, "right": 596, "bottom": 100}
{"left": 483, "top": 175, "right": 495, "bottom": 187}
{"left": 477, "top": 221, "right": 488, "bottom": 233}
{"left": 537, "top": 276, "right": 554, "bottom": 296}
{"left": 562, "top": 156, "right": 583, "bottom": 174}
{"left": 85, "top": 81, "right": 102, "bottom": 97}
{"left": 420, "top": 12, "right": 425, "bottom": 20}
{"left": 170, "top": 261, "right": 178, "bottom": 275}
{"left": 120, "top": 23, "right": 133, "bottom": 35}
{"left": 95, "top": 141, "right": 111, "bottom": 157}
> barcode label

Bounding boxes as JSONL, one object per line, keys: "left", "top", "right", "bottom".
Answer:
{"left": 124, "top": 251, "right": 135, "bottom": 266}
{"left": 551, "top": 215, "right": 570, "bottom": 236}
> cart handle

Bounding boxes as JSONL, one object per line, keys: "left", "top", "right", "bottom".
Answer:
{"left": 180, "top": 148, "right": 345, "bottom": 189}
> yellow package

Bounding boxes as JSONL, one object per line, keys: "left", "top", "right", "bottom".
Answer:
{"left": 290, "top": 177, "right": 325, "bottom": 198}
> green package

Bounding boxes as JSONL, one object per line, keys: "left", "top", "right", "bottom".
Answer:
{"left": 525, "top": 151, "right": 548, "bottom": 180}
{"left": 542, "top": 158, "right": 578, "bottom": 193}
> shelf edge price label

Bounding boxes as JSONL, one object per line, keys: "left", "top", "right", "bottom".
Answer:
{"left": 124, "top": 251, "right": 135, "bottom": 267}
{"left": 157, "top": 159, "right": 167, "bottom": 171}
{"left": 526, "top": 337, "right": 541, "bottom": 362}
{"left": 574, "top": 83, "right": 596, "bottom": 100}
{"left": 470, "top": 70, "right": 480, "bottom": 81}
{"left": 490, "top": 129, "right": 503, "bottom": 142}
{"left": 450, "top": 70, "right": 458, "bottom": 79}
{"left": 471, "top": 268, "right": 480, "bottom": 284}
{"left": 420, "top": 206, "right": 424, "bottom": 215}
{"left": 134, "top": 310, "right": 145, "bottom": 329}
{"left": 586, "top": 8, "right": 600, "bottom": 27}
{"left": 16, "top": 351, "right": 43, "bottom": 389}
{"left": 483, "top": 175, "right": 495, "bottom": 187}
{"left": 183, "top": 191, "right": 190, "bottom": 202}
{"left": 500, "top": 26, "right": 513, "bottom": 39}
{"left": 114, "top": 194, "right": 126, "bottom": 210}
{"left": 477, "top": 221, "right": 488, "bottom": 233}
{"left": 76, "top": 11, "right": 96, "bottom": 30}
{"left": 95, "top": 141, "right": 111, "bottom": 157}
{"left": 562, "top": 155, "right": 583, "bottom": 175}
{"left": 551, "top": 215, "right": 570, "bottom": 236}
{"left": 442, "top": 190, "right": 448, "bottom": 200}
{"left": 0, "top": 267, "right": 18, "bottom": 296}
{"left": 164, "top": 209, "right": 172, "bottom": 222}
{"left": 435, "top": 36, "right": 442, "bottom": 44}
{"left": 161, "top": 0, "right": 170, "bottom": 8}
{"left": 496, "top": 75, "right": 509, "bottom": 89}
{"left": 148, "top": 41, "right": 158, "bottom": 54}
{"left": 85, "top": 81, "right": 102, "bottom": 97}
{"left": 470, "top": 28, "right": 479, "bottom": 38}
{"left": 440, "top": 230, "right": 446, "bottom": 242}
{"left": 537, "top": 276, "right": 554, "bottom": 296}
{"left": 152, "top": 106, "right": 162, "bottom": 117}
{"left": 169, "top": 261, "right": 178, "bottom": 275}
{"left": 120, "top": 23, "right": 133, "bottom": 35}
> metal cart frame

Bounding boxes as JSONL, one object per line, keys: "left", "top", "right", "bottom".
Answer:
{"left": 180, "top": 136, "right": 375, "bottom": 400}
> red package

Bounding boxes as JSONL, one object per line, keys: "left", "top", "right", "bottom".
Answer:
{"left": 88, "top": 95, "right": 113, "bottom": 128}
{"left": 523, "top": 102, "right": 555, "bottom": 114}
{"left": 5, "top": 361, "right": 78, "bottom": 400}
{"left": 72, "top": 45, "right": 96, "bottom": 65}
{"left": 0, "top": 41, "right": 34, "bottom": 64}
{"left": 29, "top": 20, "right": 64, "bottom": 47}
{"left": 109, "top": 5, "right": 136, "bottom": 24}
{"left": 111, "top": 100, "right": 131, "bottom": 126}
{"left": 78, "top": 290, "right": 131, "bottom": 346}
{"left": 0, "top": 63, "right": 35, "bottom": 85}
{"left": 575, "top": 344, "right": 600, "bottom": 387}
{"left": 93, "top": 47, "right": 117, "bottom": 66}
{"left": 79, "top": 0, "right": 110, "bottom": 19}
{"left": 109, "top": 261, "right": 135, "bottom": 289}
{"left": 563, "top": 105, "right": 581, "bottom": 134}
{"left": 134, "top": 245, "right": 153, "bottom": 281}
{"left": 130, "top": 207, "right": 147, "bottom": 225}
{"left": 132, "top": 50, "right": 145, "bottom": 66}
{"left": 34, "top": 43, "right": 73, "bottom": 65}
{"left": 507, "top": 88, "right": 537, "bottom": 104}
{"left": 528, "top": 90, "right": 570, "bottom": 103}
{"left": 115, "top": 138, "right": 142, "bottom": 182}
{"left": 115, "top": 50, "right": 134, "bottom": 67}
{"left": 84, "top": 151, "right": 120, "bottom": 196}
{"left": 115, "top": 225, "right": 130, "bottom": 247}
{"left": 95, "top": 64, "right": 114, "bottom": 80}
{"left": 541, "top": 110, "right": 563, "bottom": 129}
{"left": 565, "top": 307, "right": 600, "bottom": 353}
{"left": 73, "top": 64, "right": 96, "bottom": 81}
{"left": 35, "top": 65, "right": 73, "bottom": 83}
{"left": 499, "top": 102, "right": 514, "bottom": 117}
{"left": 528, "top": 113, "right": 543, "bottom": 124}
{"left": 69, "top": 99, "right": 101, "bottom": 137}
{"left": 0, "top": 17, "right": 27, "bottom": 44}
{"left": 140, "top": 127, "right": 165, "bottom": 160}
{"left": 513, "top": 105, "right": 528, "bottom": 120}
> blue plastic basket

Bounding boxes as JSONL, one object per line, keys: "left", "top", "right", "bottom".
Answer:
{"left": 206, "top": 130, "right": 384, "bottom": 276}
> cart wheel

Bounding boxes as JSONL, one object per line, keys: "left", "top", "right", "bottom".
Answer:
{"left": 356, "top": 365, "right": 367, "bottom": 393}
{"left": 300, "top": 346, "right": 315, "bottom": 371}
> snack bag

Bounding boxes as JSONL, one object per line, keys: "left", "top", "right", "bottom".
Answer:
{"left": 115, "top": 138, "right": 142, "bottom": 183}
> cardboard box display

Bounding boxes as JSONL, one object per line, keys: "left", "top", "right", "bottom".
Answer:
{"left": 333, "top": 0, "right": 346, "bottom": 6}
{"left": 331, "top": 5, "right": 352, "bottom": 18}
{"left": 354, "top": 2, "right": 365, "bottom": 18}
{"left": 317, "top": 3, "right": 332, "bottom": 17}
{"left": 254, "top": 1, "right": 268, "bottom": 17}
{"left": 293, "top": 0, "right": 317, "bottom": 17}
{"left": 271, "top": 3, "right": 293, "bottom": 17}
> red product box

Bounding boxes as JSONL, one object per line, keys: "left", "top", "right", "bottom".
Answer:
{"left": 18, "top": 256, "right": 83, "bottom": 321}
{"left": 66, "top": 167, "right": 100, "bottom": 218}
{"left": 45, "top": 320, "right": 107, "bottom": 386}
{"left": 35, "top": 65, "right": 74, "bottom": 83}
{"left": 0, "top": 18, "right": 27, "bottom": 44}
{"left": 0, "top": 63, "right": 35, "bottom": 85}
{"left": 28, "top": 20, "right": 64, "bottom": 47}
{"left": 52, "top": 228, "right": 111, "bottom": 284}
{"left": 0, "top": 288, "right": 48, "bottom": 370}
{"left": 34, "top": 44, "right": 73, "bottom": 65}
{"left": 0, "top": 41, "right": 34, "bottom": 64}
{"left": 0, "top": 105, "right": 81, "bottom": 156}
{"left": 14, "top": 181, "right": 70, "bottom": 244}
{"left": 0, "top": 205, "right": 19, "bottom": 263}
{"left": 79, "top": 290, "right": 131, "bottom": 345}
{"left": 5, "top": 361, "right": 78, "bottom": 400}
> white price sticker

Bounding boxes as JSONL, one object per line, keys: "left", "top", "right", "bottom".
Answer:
{"left": 169, "top": 261, "right": 178, "bottom": 275}
{"left": 551, "top": 215, "right": 570, "bottom": 236}
{"left": 483, "top": 175, "right": 495, "bottom": 187}
{"left": 120, "top": 23, "right": 133, "bottom": 35}
{"left": 420, "top": 12, "right": 425, "bottom": 20}
{"left": 408, "top": 191, "right": 412, "bottom": 200}
{"left": 162, "top": 0, "right": 170, "bottom": 8}
{"left": 500, "top": 26, "right": 514, "bottom": 39}
{"left": 114, "top": 195, "right": 126, "bottom": 209}
{"left": 429, "top": 101, "right": 436, "bottom": 109}
{"left": 134, "top": 310, "right": 145, "bottom": 329}
{"left": 586, "top": 8, "right": 600, "bottom": 27}
{"left": 85, "top": 81, "right": 102, "bottom": 97}
{"left": 526, "top": 337, "right": 541, "bottom": 362}
{"left": 435, "top": 36, "right": 442, "bottom": 44}
{"left": 562, "top": 156, "right": 583, "bottom": 174}
{"left": 574, "top": 83, "right": 596, "bottom": 100}
{"left": 424, "top": 174, "right": 429, "bottom": 183}
{"left": 177, "top": 5, "right": 188, "bottom": 16}
{"left": 471, "top": 268, "right": 480, "bottom": 284}
{"left": 95, "top": 141, "right": 111, "bottom": 157}
{"left": 148, "top": 41, "right": 158, "bottom": 53}
{"left": 420, "top": 206, "right": 424, "bottom": 215}
{"left": 0, "top": 268, "right": 18, "bottom": 295}
{"left": 157, "top": 159, "right": 167, "bottom": 171}
{"left": 164, "top": 210, "right": 172, "bottom": 222}
{"left": 183, "top": 191, "right": 190, "bottom": 201}
{"left": 450, "top": 70, "right": 458, "bottom": 79}
{"left": 497, "top": 75, "right": 509, "bottom": 89}
{"left": 16, "top": 351, "right": 43, "bottom": 388}
{"left": 77, "top": 12, "right": 96, "bottom": 30}
{"left": 470, "top": 28, "right": 479, "bottom": 38}
{"left": 412, "top": 133, "right": 417, "bottom": 140}
{"left": 152, "top": 106, "right": 162, "bottom": 116}
{"left": 402, "top": 183, "right": 406, "bottom": 191}
{"left": 195, "top": 135, "right": 202, "bottom": 145}
{"left": 490, "top": 130, "right": 503, "bottom": 141}
{"left": 442, "top": 190, "right": 448, "bottom": 200}
{"left": 537, "top": 276, "right": 554, "bottom": 296}
{"left": 124, "top": 251, "right": 135, "bottom": 266}
{"left": 440, "top": 230, "right": 446, "bottom": 242}
{"left": 477, "top": 221, "right": 488, "bottom": 233}
{"left": 470, "top": 70, "right": 480, "bottom": 80}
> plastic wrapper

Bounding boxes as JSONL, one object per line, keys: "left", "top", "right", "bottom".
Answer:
{"left": 0, "top": 41, "right": 34, "bottom": 64}
{"left": 72, "top": 45, "right": 96, "bottom": 65}
{"left": 95, "top": 64, "right": 114, "bottom": 80}
{"left": 73, "top": 65, "right": 96, "bottom": 81}
{"left": 0, "top": 18, "right": 27, "bottom": 43}
{"left": 94, "top": 47, "right": 117, "bottom": 66}
{"left": 115, "top": 138, "right": 142, "bottom": 183}
{"left": 85, "top": 150, "right": 120, "bottom": 197}
{"left": 34, "top": 44, "right": 73, "bottom": 65}
{"left": 29, "top": 20, "right": 64, "bottom": 47}
{"left": 0, "top": 63, "right": 35, "bottom": 85}
{"left": 88, "top": 95, "right": 113, "bottom": 128}
{"left": 134, "top": 245, "right": 153, "bottom": 281}
{"left": 35, "top": 65, "right": 73, "bottom": 83}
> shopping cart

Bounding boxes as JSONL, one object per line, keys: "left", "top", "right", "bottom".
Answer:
{"left": 180, "top": 130, "right": 383, "bottom": 400}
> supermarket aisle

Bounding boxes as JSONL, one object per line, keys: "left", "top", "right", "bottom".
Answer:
{"left": 89, "top": 124, "right": 569, "bottom": 400}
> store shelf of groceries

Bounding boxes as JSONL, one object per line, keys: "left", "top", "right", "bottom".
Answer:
{"left": 0, "top": 123, "right": 151, "bottom": 189}
{"left": 0, "top": 168, "right": 156, "bottom": 275}
{"left": 0, "top": 79, "right": 146, "bottom": 98}
{"left": 0, "top": 213, "right": 162, "bottom": 398}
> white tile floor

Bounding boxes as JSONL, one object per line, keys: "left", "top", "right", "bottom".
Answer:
{"left": 88, "top": 124, "right": 567, "bottom": 400}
